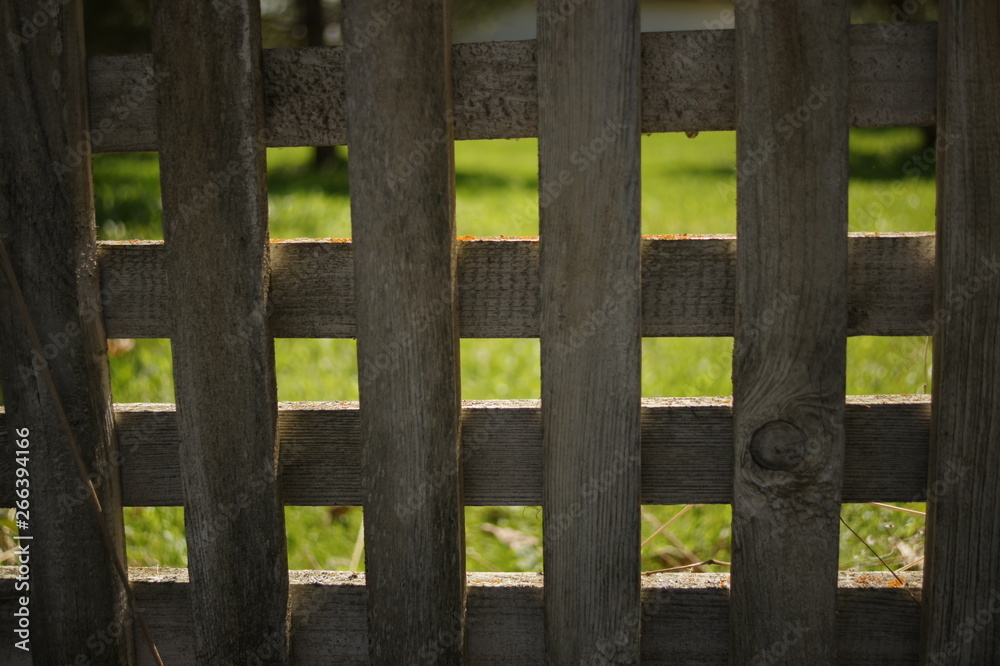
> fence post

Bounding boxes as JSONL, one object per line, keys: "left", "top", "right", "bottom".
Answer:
{"left": 342, "top": 0, "right": 466, "bottom": 662}
{"left": 731, "top": 1, "right": 850, "bottom": 661}
{"left": 0, "top": 1, "right": 134, "bottom": 662}
{"left": 151, "top": 0, "right": 290, "bottom": 661}
{"left": 537, "top": 0, "right": 642, "bottom": 661}
{"left": 922, "top": 1, "right": 1000, "bottom": 662}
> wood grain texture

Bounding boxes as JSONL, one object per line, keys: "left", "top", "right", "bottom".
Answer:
{"left": 0, "top": 569, "right": 924, "bottom": 664}
{"left": 0, "top": 395, "right": 933, "bottom": 507}
{"left": 0, "top": 3, "right": 134, "bottom": 662}
{"left": 150, "top": 0, "right": 289, "bottom": 661}
{"left": 537, "top": 0, "right": 642, "bottom": 660}
{"left": 922, "top": 2, "right": 1000, "bottom": 662}
{"left": 731, "top": 1, "right": 850, "bottom": 662}
{"left": 341, "top": 0, "right": 465, "bottom": 662}
{"left": 84, "top": 23, "right": 935, "bottom": 153}
{"left": 97, "top": 234, "right": 934, "bottom": 340}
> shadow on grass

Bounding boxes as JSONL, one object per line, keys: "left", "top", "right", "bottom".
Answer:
{"left": 849, "top": 127, "right": 937, "bottom": 181}
{"left": 267, "top": 158, "right": 536, "bottom": 197}
{"left": 267, "top": 159, "right": 351, "bottom": 196}
{"left": 655, "top": 164, "right": 736, "bottom": 179}
{"left": 456, "top": 170, "right": 536, "bottom": 192}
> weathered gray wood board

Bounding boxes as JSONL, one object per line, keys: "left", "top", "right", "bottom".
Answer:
{"left": 537, "top": 0, "right": 642, "bottom": 660}
{"left": 731, "top": 1, "right": 850, "bottom": 662}
{"left": 0, "top": 569, "right": 924, "bottom": 664}
{"left": 98, "top": 233, "right": 935, "bottom": 339}
{"left": 0, "top": 395, "right": 934, "bottom": 507}
{"left": 150, "top": 0, "right": 288, "bottom": 661}
{"left": 341, "top": 0, "right": 465, "bottom": 662}
{"left": 0, "top": 2, "right": 133, "bottom": 662}
{"left": 84, "top": 23, "right": 935, "bottom": 152}
{"left": 923, "top": 2, "right": 1000, "bottom": 662}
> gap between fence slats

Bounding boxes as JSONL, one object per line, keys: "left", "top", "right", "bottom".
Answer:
{"left": 84, "top": 23, "right": 935, "bottom": 153}
{"left": 731, "top": 1, "right": 850, "bottom": 661}
{"left": 341, "top": 0, "right": 465, "bottom": 662}
{"left": 922, "top": 1, "right": 1000, "bottom": 662}
{"left": 151, "top": 0, "right": 289, "bottom": 661}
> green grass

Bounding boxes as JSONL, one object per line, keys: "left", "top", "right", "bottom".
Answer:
{"left": 4, "top": 128, "right": 935, "bottom": 574}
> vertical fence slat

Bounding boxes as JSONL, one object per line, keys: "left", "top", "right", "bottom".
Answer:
{"left": 0, "top": 2, "right": 134, "bottom": 662}
{"left": 537, "top": 0, "right": 642, "bottom": 661}
{"left": 923, "top": 2, "right": 1000, "bottom": 662}
{"left": 731, "top": 1, "right": 849, "bottom": 661}
{"left": 342, "top": 0, "right": 465, "bottom": 662}
{"left": 151, "top": 1, "right": 289, "bottom": 661}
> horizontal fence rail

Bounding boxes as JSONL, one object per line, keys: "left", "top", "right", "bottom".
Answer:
{"left": 0, "top": 395, "right": 930, "bottom": 507}
{"left": 99, "top": 233, "right": 935, "bottom": 339}
{"left": 84, "top": 23, "right": 935, "bottom": 153}
{"left": 0, "top": 569, "right": 922, "bottom": 664}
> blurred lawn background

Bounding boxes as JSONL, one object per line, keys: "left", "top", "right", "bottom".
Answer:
{"left": 8, "top": 128, "right": 932, "bottom": 573}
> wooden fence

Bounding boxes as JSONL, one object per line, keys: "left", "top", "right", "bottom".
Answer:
{"left": 0, "top": 0, "right": 998, "bottom": 663}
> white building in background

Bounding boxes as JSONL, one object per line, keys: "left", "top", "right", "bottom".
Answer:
{"left": 455, "top": 0, "right": 735, "bottom": 43}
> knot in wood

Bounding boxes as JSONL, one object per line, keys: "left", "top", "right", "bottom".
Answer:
{"left": 749, "top": 420, "right": 809, "bottom": 472}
